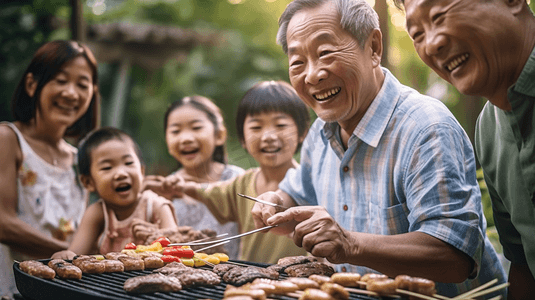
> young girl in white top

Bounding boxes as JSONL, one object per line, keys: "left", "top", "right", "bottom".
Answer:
{"left": 143, "top": 96, "right": 244, "bottom": 259}
{"left": 0, "top": 40, "right": 100, "bottom": 298}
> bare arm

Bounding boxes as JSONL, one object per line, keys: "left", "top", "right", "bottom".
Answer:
{"left": 51, "top": 203, "right": 104, "bottom": 259}
{"left": 268, "top": 206, "right": 472, "bottom": 283}
{"left": 156, "top": 203, "right": 178, "bottom": 229}
{"left": 0, "top": 126, "right": 69, "bottom": 258}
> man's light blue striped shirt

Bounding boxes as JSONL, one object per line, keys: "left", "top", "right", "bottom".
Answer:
{"left": 280, "top": 68, "right": 506, "bottom": 297}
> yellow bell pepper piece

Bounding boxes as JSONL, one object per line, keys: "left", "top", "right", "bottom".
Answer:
{"left": 204, "top": 255, "right": 221, "bottom": 264}
{"left": 135, "top": 242, "right": 162, "bottom": 252}
{"left": 212, "top": 253, "right": 229, "bottom": 262}
{"left": 193, "top": 257, "right": 206, "bottom": 267}
{"left": 181, "top": 258, "right": 194, "bottom": 267}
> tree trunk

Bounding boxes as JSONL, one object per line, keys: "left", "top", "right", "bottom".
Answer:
{"left": 375, "top": 0, "right": 390, "bottom": 70}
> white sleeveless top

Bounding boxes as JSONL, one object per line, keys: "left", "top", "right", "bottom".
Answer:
{"left": 0, "top": 122, "right": 86, "bottom": 297}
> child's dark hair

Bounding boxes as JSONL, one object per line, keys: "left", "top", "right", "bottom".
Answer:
{"left": 78, "top": 126, "right": 144, "bottom": 176}
{"left": 236, "top": 81, "right": 310, "bottom": 153}
{"left": 163, "top": 95, "right": 227, "bottom": 167}
{"left": 11, "top": 40, "right": 100, "bottom": 139}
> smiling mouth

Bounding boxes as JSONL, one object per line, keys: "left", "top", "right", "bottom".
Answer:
{"left": 261, "top": 147, "right": 281, "bottom": 154}
{"left": 313, "top": 87, "right": 341, "bottom": 101}
{"left": 181, "top": 149, "right": 199, "bottom": 155}
{"left": 56, "top": 103, "right": 77, "bottom": 111}
{"left": 445, "top": 53, "right": 469, "bottom": 72}
{"left": 115, "top": 184, "right": 131, "bottom": 193}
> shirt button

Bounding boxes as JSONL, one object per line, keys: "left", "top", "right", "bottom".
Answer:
{"left": 343, "top": 205, "right": 348, "bottom": 211}
{"left": 342, "top": 267, "right": 347, "bottom": 272}
{"left": 343, "top": 166, "right": 349, "bottom": 172}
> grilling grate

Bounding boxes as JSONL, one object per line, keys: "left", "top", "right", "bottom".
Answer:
{"left": 14, "top": 259, "right": 380, "bottom": 300}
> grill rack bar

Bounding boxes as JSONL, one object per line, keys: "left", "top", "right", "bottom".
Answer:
{"left": 14, "top": 260, "right": 380, "bottom": 300}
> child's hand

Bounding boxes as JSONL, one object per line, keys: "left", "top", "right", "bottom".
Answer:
{"left": 132, "top": 218, "right": 160, "bottom": 242}
{"left": 162, "top": 174, "right": 186, "bottom": 198}
{"left": 51, "top": 250, "right": 77, "bottom": 260}
{"left": 143, "top": 175, "right": 180, "bottom": 199}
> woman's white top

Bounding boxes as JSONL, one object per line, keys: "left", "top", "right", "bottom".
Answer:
{"left": 0, "top": 122, "right": 86, "bottom": 297}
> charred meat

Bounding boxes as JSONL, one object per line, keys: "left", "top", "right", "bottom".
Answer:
{"left": 284, "top": 262, "right": 335, "bottom": 278}
{"left": 124, "top": 273, "right": 182, "bottom": 294}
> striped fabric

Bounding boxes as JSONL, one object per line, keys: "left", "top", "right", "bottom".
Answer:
{"left": 279, "top": 68, "right": 506, "bottom": 298}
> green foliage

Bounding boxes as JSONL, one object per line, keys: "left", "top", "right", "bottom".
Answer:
{"left": 477, "top": 168, "right": 494, "bottom": 228}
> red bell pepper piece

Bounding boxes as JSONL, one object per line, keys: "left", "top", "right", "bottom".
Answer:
{"left": 161, "top": 255, "right": 181, "bottom": 263}
{"left": 152, "top": 236, "right": 171, "bottom": 247}
{"left": 124, "top": 242, "right": 136, "bottom": 250}
{"left": 161, "top": 246, "right": 195, "bottom": 258}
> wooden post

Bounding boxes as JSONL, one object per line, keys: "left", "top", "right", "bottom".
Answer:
{"left": 70, "top": 0, "right": 85, "bottom": 42}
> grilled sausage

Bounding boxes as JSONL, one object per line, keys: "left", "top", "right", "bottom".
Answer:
{"left": 143, "top": 256, "right": 164, "bottom": 269}
{"left": 251, "top": 278, "right": 299, "bottom": 294}
{"left": 359, "top": 273, "right": 388, "bottom": 289}
{"left": 366, "top": 278, "right": 397, "bottom": 295}
{"left": 224, "top": 286, "right": 267, "bottom": 300}
{"left": 118, "top": 256, "right": 144, "bottom": 271}
{"left": 19, "top": 260, "right": 55, "bottom": 279}
{"left": 298, "top": 288, "right": 335, "bottom": 300}
{"left": 47, "top": 259, "right": 82, "bottom": 279}
{"left": 102, "top": 259, "right": 124, "bottom": 273}
{"left": 287, "top": 277, "right": 320, "bottom": 290}
{"left": 308, "top": 274, "right": 332, "bottom": 285}
{"left": 320, "top": 283, "right": 349, "bottom": 300}
{"left": 330, "top": 272, "right": 361, "bottom": 287}
{"left": 394, "top": 275, "right": 436, "bottom": 296}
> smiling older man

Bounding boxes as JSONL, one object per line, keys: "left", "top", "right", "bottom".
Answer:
{"left": 396, "top": 0, "right": 535, "bottom": 298}
{"left": 251, "top": 0, "right": 506, "bottom": 297}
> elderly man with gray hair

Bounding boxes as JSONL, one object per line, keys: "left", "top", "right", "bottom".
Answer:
{"left": 251, "top": 0, "right": 506, "bottom": 297}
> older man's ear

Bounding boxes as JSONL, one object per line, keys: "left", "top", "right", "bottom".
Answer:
{"left": 367, "top": 28, "right": 383, "bottom": 68}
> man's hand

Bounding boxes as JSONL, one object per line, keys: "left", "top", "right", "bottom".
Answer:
{"left": 251, "top": 191, "right": 297, "bottom": 235}
{"left": 267, "top": 206, "right": 354, "bottom": 264}
{"left": 143, "top": 174, "right": 185, "bottom": 199}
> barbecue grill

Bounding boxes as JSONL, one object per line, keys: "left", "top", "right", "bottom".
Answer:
{"left": 13, "top": 259, "right": 382, "bottom": 300}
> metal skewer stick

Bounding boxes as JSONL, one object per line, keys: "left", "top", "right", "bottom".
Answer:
{"left": 168, "top": 225, "right": 278, "bottom": 247}
{"left": 195, "top": 240, "right": 230, "bottom": 252}
{"left": 237, "top": 193, "right": 289, "bottom": 210}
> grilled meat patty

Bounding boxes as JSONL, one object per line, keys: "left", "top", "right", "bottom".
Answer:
{"left": 284, "top": 262, "right": 335, "bottom": 278}
{"left": 124, "top": 273, "right": 182, "bottom": 293}
{"left": 223, "top": 266, "right": 279, "bottom": 286}
{"left": 173, "top": 269, "right": 221, "bottom": 287}
{"left": 267, "top": 255, "right": 319, "bottom": 273}
{"left": 212, "top": 263, "right": 239, "bottom": 277}
{"left": 153, "top": 262, "right": 189, "bottom": 275}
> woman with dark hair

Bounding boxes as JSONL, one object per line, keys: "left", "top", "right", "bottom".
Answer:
{"left": 0, "top": 40, "right": 100, "bottom": 297}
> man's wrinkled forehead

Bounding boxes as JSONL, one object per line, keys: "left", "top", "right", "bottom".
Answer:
{"left": 405, "top": 0, "right": 440, "bottom": 28}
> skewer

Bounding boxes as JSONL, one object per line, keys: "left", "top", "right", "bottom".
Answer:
{"left": 346, "top": 287, "right": 401, "bottom": 298}
{"left": 221, "top": 261, "right": 253, "bottom": 267}
{"left": 395, "top": 289, "right": 441, "bottom": 300}
{"left": 194, "top": 240, "right": 230, "bottom": 252}
{"left": 195, "top": 257, "right": 215, "bottom": 268}
{"left": 237, "top": 193, "right": 290, "bottom": 210}
{"left": 465, "top": 283, "right": 509, "bottom": 299}
{"left": 356, "top": 280, "right": 444, "bottom": 300}
{"left": 168, "top": 225, "right": 278, "bottom": 247}
{"left": 451, "top": 278, "right": 498, "bottom": 300}
{"left": 189, "top": 233, "right": 229, "bottom": 244}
